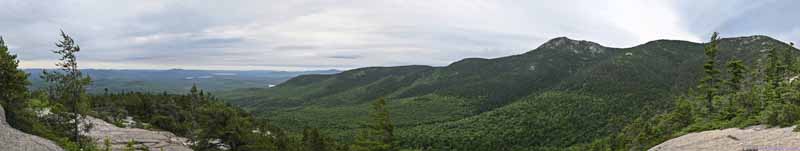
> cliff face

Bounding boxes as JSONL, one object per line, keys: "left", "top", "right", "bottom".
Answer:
{"left": 649, "top": 125, "right": 800, "bottom": 151}
{"left": 0, "top": 105, "right": 64, "bottom": 151}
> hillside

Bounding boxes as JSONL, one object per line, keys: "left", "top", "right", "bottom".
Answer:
{"left": 224, "top": 35, "right": 796, "bottom": 149}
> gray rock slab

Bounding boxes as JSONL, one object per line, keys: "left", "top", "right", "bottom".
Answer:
{"left": 0, "top": 105, "right": 64, "bottom": 151}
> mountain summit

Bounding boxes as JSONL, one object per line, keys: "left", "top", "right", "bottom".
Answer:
{"left": 536, "top": 37, "right": 608, "bottom": 55}
{"left": 223, "top": 35, "right": 797, "bottom": 150}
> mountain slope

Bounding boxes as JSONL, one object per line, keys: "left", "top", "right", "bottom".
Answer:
{"left": 224, "top": 35, "right": 796, "bottom": 149}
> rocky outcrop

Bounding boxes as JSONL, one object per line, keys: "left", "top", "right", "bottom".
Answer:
{"left": 537, "top": 37, "right": 608, "bottom": 55}
{"left": 83, "top": 116, "right": 192, "bottom": 151}
{"left": 649, "top": 125, "right": 800, "bottom": 151}
{"left": 0, "top": 105, "right": 64, "bottom": 151}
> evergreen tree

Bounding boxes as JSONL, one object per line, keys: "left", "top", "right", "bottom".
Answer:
{"left": 758, "top": 42, "right": 800, "bottom": 126}
{"left": 725, "top": 59, "right": 746, "bottom": 92}
{"left": 41, "top": 31, "right": 92, "bottom": 149}
{"left": 302, "top": 127, "right": 327, "bottom": 151}
{"left": 189, "top": 83, "right": 199, "bottom": 141}
{"left": 723, "top": 59, "right": 747, "bottom": 118}
{"left": 698, "top": 32, "right": 721, "bottom": 114}
{"left": 273, "top": 128, "right": 291, "bottom": 151}
{"left": 351, "top": 98, "right": 394, "bottom": 151}
{"left": 764, "top": 46, "right": 790, "bottom": 105}
{"left": 0, "top": 36, "right": 30, "bottom": 125}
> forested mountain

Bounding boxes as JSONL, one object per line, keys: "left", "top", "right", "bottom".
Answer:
{"left": 2, "top": 33, "right": 339, "bottom": 151}
{"left": 24, "top": 69, "right": 339, "bottom": 93}
{"left": 5, "top": 31, "right": 799, "bottom": 151}
{"left": 222, "top": 35, "right": 799, "bottom": 150}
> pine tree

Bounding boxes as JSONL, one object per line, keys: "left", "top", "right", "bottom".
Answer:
{"left": 725, "top": 59, "right": 746, "bottom": 92}
{"left": 273, "top": 128, "right": 291, "bottom": 151}
{"left": 764, "top": 47, "right": 785, "bottom": 105}
{"left": 0, "top": 36, "right": 30, "bottom": 125}
{"left": 41, "top": 31, "right": 92, "bottom": 148}
{"left": 189, "top": 83, "right": 199, "bottom": 141}
{"left": 302, "top": 127, "right": 327, "bottom": 151}
{"left": 724, "top": 59, "right": 747, "bottom": 118}
{"left": 699, "top": 32, "right": 721, "bottom": 114}
{"left": 758, "top": 42, "right": 800, "bottom": 126}
{"left": 351, "top": 98, "right": 394, "bottom": 151}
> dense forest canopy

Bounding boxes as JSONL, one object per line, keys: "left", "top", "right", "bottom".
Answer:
{"left": 221, "top": 34, "right": 800, "bottom": 150}
{"left": 0, "top": 32, "right": 401, "bottom": 151}
{"left": 2, "top": 31, "right": 800, "bottom": 151}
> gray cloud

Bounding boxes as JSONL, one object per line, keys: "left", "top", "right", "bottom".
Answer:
{"left": 0, "top": 0, "right": 797, "bottom": 71}
{"left": 327, "top": 55, "right": 363, "bottom": 59}
{"left": 273, "top": 45, "right": 318, "bottom": 51}
{"left": 673, "top": 0, "right": 799, "bottom": 44}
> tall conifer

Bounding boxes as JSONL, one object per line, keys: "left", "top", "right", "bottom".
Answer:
{"left": 0, "top": 36, "right": 30, "bottom": 126}
{"left": 41, "top": 31, "right": 92, "bottom": 148}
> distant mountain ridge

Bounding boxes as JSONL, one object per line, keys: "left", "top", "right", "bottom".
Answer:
{"left": 223, "top": 35, "right": 797, "bottom": 150}
{"left": 24, "top": 69, "right": 340, "bottom": 93}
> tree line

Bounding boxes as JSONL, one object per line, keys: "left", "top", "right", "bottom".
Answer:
{"left": 0, "top": 32, "right": 401, "bottom": 151}
{"left": 577, "top": 32, "right": 800, "bottom": 150}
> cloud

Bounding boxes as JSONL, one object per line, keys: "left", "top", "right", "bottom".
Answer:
{"left": 1, "top": 0, "right": 797, "bottom": 70}
{"left": 273, "top": 45, "right": 318, "bottom": 51}
{"left": 327, "top": 54, "right": 363, "bottom": 59}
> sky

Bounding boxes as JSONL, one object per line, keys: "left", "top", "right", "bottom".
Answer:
{"left": 1, "top": 0, "right": 798, "bottom": 71}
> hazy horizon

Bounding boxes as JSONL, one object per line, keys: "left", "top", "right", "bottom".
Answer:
{"left": 2, "top": 0, "right": 798, "bottom": 70}
{"left": 19, "top": 67, "right": 343, "bottom": 72}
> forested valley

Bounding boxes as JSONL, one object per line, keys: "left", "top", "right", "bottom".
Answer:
{"left": 0, "top": 32, "right": 395, "bottom": 151}
{"left": 2, "top": 31, "right": 800, "bottom": 151}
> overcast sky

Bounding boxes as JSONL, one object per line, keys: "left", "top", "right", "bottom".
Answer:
{"left": 1, "top": 0, "right": 798, "bottom": 71}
